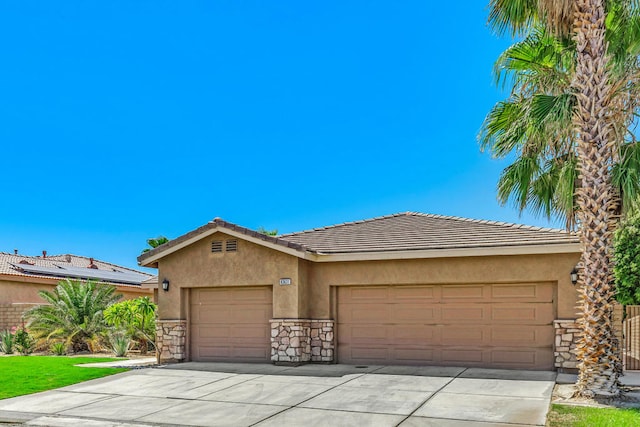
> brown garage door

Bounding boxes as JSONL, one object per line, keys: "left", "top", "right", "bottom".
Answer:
{"left": 337, "top": 283, "right": 554, "bottom": 370}
{"left": 190, "top": 286, "right": 272, "bottom": 362}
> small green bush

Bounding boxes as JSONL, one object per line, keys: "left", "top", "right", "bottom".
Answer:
{"left": 109, "top": 332, "right": 130, "bottom": 357}
{"left": 14, "top": 328, "right": 34, "bottom": 355}
{"left": 104, "top": 296, "right": 157, "bottom": 354}
{"left": 0, "top": 330, "right": 14, "bottom": 354}
{"left": 50, "top": 342, "right": 67, "bottom": 356}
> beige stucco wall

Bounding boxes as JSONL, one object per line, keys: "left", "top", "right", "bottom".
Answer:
{"left": 158, "top": 232, "right": 303, "bottom": 319}
{"left": 306, "top": 252, "right": 580, "bottom": 319}
{"left": 154, "top": 232, "right": 581, "bottom": 322}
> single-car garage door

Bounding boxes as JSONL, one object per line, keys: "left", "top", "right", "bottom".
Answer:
{"left": 337, "top": 283, "right": 554, "bottom": 370}
{"left": 190, "top": 286, "right": 272, "bottom": 362}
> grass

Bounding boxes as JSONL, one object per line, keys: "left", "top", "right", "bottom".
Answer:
{"left": 0, "top": 356, "right": 128, "bottom": 399}
{"left": 548, "top": 404, "right": 640, "bottom": 426}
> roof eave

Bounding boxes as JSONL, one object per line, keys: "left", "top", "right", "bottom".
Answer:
{"left": 310, "top": 242, "right": 581, "bottom": 262}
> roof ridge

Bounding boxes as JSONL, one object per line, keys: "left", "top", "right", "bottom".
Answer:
{"left": 279, "top": 212, "right": 415, "bottom": 237}
{"left": 279, "top": 211, "right": 571, "bottom": 237}
{"left": 416, "top": 213, "right": 571, "bottom": 234}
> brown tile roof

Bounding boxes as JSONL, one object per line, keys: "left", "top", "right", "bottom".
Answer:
{"left": 0, "top": 253, "right": 154, "bottom": 287}
{"left": 138, "top": 212, "right": 578, "bottom": 266}
{"left": 279, "top": 212, "right": 578, "bottom": 254}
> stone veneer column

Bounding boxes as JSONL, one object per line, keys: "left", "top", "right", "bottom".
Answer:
{"left": 156, "top": 320, "right": 187, "bottom": 364}
{"left": 554, "top": 320, "right": 579, "bottom": 371}
{"left": 310, "top": 320, "right": 335, "bottom": 362}
{"left": 554, "top": 304, "right": 624, "bottom": 372}
{"left": 271, "top": 319, "right": 334, "bottom": 364}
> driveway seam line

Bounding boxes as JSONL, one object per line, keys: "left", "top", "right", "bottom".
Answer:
{"left": 394, "top": 367, "right": 469, "bottom": 427}
{"left": 129, "top": 375, "right": 265, "bottom": 422}
{"left": 247, "top": 372, "right": 367, "bottom": 426}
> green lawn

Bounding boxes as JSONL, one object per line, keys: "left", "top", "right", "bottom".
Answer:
{"left": 0, "top": 356, "right": 128, "bottom": 399}
{"left": 548, "top": 404, "right": 640, "bottom": 426}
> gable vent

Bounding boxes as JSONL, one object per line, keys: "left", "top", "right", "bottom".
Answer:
{"left": 225, "top": 239, "right": 238, "bottom": 252}
{"left": 211, "top": 240, "right": 223, "bottom": 253}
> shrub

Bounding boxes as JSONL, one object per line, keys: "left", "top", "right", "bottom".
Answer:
{"left": 50, "top": 342, "right": 67, "bottom": 356}
{"left": 25, "top": 279, "right": 122, "bottom": 353}
{"left": 14, "top": 328, "right": 34, "bottom": 355}
{"left": 0, "top": 330, "right": 14, "bottom": 354}
{"left": 109, "top": 332, "right": 130, "bottom": 357}
{"left": 614, "top": 213, "right": 640, "bottom": 305}
{"left": 104, "top": 296, "right": 157, "bottom": 354}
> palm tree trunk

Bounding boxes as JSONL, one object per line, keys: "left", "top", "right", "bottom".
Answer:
{"left": 572, "top": 0, "right": 622, "bottom": 398}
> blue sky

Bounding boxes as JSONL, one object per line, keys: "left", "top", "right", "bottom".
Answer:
{"left": 0, "top": 1, "right": 553, "bottom": 271}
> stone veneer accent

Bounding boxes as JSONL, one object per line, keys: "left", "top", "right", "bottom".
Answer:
{"left": 271, "top": 319, "right": 334, "bottom": 364}
{"left": 156, "top": 320, "right": 187, "bottom": 364}
{"left": 0, "top": 303, "right": 39, "bottom": 331}
{"left": 553, "top": 319, "right": 580, "bottom": 370}
{"left": 554, "top": 303, "right": 623, "bottom": 371}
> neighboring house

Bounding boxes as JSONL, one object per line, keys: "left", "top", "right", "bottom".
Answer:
{"left": 0, "top": 252, "right": 154, "bottom": 330}
{"left": 138, "top": 212, "right": 589, "bottom": 371}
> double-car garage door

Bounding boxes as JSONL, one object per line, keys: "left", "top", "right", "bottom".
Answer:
{"left": 190, "top": 287, "right": 272, "bottom": 362}
{"left": 188, "top": 283, "right": 554, "bottom": 369}
{"left": 337, "top": 283, "right": 554, "bottom": 370}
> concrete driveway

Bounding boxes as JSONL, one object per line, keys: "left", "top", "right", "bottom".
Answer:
{"left": 0, "top": 363, "right": 556, "bottom": 426}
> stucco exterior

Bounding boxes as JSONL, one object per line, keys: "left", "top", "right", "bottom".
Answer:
{"left": 148, "top": 228, "right": 581, "bottom": 369}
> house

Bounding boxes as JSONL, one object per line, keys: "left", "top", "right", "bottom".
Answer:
{"left": 0, "top": 252, "right": 154, "bottom": 331}
{"left": 138, "top": 212, "right": 589, "bottom": 371}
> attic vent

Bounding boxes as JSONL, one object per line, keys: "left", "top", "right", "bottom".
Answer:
{"left": 225, "top": 239, "right": 238, "bottom": 252}
{"left": 211, "top": 240, "right": 223, "bottom": 253}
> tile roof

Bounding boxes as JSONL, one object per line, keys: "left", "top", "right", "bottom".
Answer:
{"left": 0, "top": 253, "right": 154, "bottom": 287}
{"left": 278, "top": 212, "right": 578, "bottom": 254}
{"left": 138, "top": 212, "right": 579, "bottom": 266}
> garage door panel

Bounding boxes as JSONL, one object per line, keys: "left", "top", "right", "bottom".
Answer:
{"left": 342, "top": 326, "right": 389, "bottom": 343}
{"left": 490, "top": 348, "right": 552, "bottom": 368}
{"left": 392, "top": 306, "right": 439, "bottom": 323}
{"left": 441, "top": 327, "right": 485, "bottom": 346}
{"left": 337, "top": 283, "right": 554, "bottom": 369}
{"left": 193, "top": 308, "right": 233, "bottom": 323}
{"left": 441, "top": 306, "right": 486, "bottom": 322}
{"left": 394, "top": 348, "right": 436, "bottom": 363}
{"left": 231, "top": 325, "right": 269, "bottom": 339}
{"left": 195, "top": 326, "right": 231, "bottom": 339}
{"left": 228, "top": 305, "right": 271, "bottom": 323}
{"left": 441, "top": 285, "right": 486, "bottom": 300}
{"left": 190, "top": 286, "right": 272, "bottom": 363}
{"left": 491, "top": 283, "right": 553, "bottom": 302}
{"left": 394, "top": 325, "right": 437, "bottom": 342}
{"left": 350, "top": 346, "right": 390, "bottom": 361}
{"left": 392, "top": 286, "right": 437, "bottom": 300}
{"left": 490, "top": 326, "right": 553, "bottom": 347}
{"left": 442, "top": 348, "right": 485, "bottom": 363}
{"left": 348, "top": 287, "right": 389, "bottom": 301}
{"left": 339, "top": 306, "right": 391, "bottom": 323}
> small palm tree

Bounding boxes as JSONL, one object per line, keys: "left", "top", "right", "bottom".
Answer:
{"left": 25, "top": 279, "right": 122, "bottom": 353}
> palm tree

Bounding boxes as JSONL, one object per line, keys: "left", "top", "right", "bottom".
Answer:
{"left": 25, "top": 279, "right": 122, "bottom": 353}
{"left": 480, "top": 26, "right": 640, "bottom": 229}
{"left": 142, "top": 236, "right": 169, "bottom": 253}
{"left": 487, "top": 0, "right": 640, "bottom": 397}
